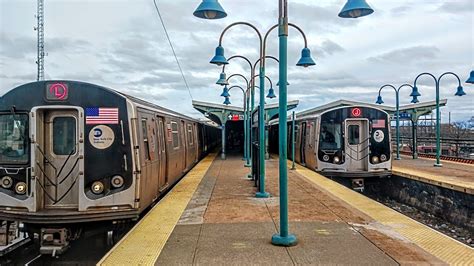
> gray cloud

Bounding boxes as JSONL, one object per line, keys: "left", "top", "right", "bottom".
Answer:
{"left": 367, "top": 45, "right": 440, "bottom": 64}
{"left": 437, "top": 0, "right": 473, "bottom": 14}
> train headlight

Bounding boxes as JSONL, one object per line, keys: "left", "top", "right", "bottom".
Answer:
{"left": 15, "top": 182, "right": 27, "bottom": 195}
{"left": 91, "top": 181, "right": 105, "bottom": 194}
{"left": 1, "top": 176, "right": 13, "bottom": 189}
{"left": 372, "top": 156, "right": 380, "bottom": 164}
{"left": 111, "top": 175, "right": 124, "bottom": 189}
{"left": 333, "top": 156, "right": 340, "bottom": 164}
{"left": 380, "top": 154, "right": 387, "bottom": 162}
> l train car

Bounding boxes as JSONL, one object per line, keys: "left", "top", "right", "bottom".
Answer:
{"left": 270, "top": 105, "right": 392, "bottom": 184}
{"left": 0, "top": 80, "right": 219, "bottom": 253}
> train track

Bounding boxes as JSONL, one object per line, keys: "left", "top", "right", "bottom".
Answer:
{"left": 399, "top": 151, "right": 474, "bottom": 164}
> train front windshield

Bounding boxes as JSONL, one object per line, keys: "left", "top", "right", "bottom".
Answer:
{"left": 319, "top": 122, "right": 342, "bottom": 150}
{"left": 0, "top": 114, "right": 29, "bottom": 164}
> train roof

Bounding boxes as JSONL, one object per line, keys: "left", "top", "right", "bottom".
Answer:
{"left": 1, "top": 80, "right": 201, "bottom": 123}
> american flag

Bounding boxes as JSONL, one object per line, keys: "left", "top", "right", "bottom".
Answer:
{"left": 86, "top": 107, "right": 119, "bottom": 125}
{"left": 372, "top": 119, "right": 385, "bottom": 128}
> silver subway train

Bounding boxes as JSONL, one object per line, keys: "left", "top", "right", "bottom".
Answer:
{"left": 270, "top": 105, "right": 392, "bottom": 183}
{"left": 0, "top": 80, "right": 219, "bottom": 253}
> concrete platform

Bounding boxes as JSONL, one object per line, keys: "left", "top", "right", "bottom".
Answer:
{"left": 393, "top": 156, "right": 474, "bottom": 194}
{"left": 100, "top": 153, "right": 473, "bottom": 265}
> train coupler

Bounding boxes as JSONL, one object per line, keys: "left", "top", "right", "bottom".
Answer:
{"left": 351, "top": 179, "right": 365, "bottom": 192}
{"left": 40, "top": 228, "right": 70, "bottom": 256}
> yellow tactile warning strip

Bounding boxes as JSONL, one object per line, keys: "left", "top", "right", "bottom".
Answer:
{"left": 295, "top": 165, "right": 474, "bottom": 265}
{"left": 98, "top": 153, "right": 217, "bottom": 266}
{"left": 393, "top": 166, "right": 474, "bottom": 195}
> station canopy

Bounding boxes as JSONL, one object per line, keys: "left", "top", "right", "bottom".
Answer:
{"left": 192, "top": 100, "right": 299, "bottom": 126}
{"left": 295, "top": 99, "right": 447, "bottom": 122}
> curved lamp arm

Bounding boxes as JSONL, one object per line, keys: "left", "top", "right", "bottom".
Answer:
{"left": 228, "top": 85, "right": 246, "bottom": 97}
{"left": 218, "top": 22, "right": 263, "bottom": 67}
{"left": 253, "top": 55, "right": 279, "bottom": 71}
{"left": 222, "top": 55, "right": 254, "bottom": 85}
{"left": 378, "top": 84, "right": 397, "bottom": 96}
{"left": 397, "top": 84, "right": 414, "bottom": 92}
{"left": 227, "top": 73, "right": 249, "bottom": 89}
{"left": 437, "top": 72, "right": 462, "bottom": 87}
{"left": 413, "top": 72, "right": 438, "bottom": 87}
{"left": 262, "top": 23, "right": 309, "bottom": 66}
{"left": 251, "top": 75, "right": 273, "bottom": 89}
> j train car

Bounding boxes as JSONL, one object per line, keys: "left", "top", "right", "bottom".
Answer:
{"left": 270, "top": 105, "right": 392, "bottom": 183}
{"left": 0, "top": 80, "right": 219, "bottom": 253}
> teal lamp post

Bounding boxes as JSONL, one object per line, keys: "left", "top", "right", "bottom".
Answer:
{"left": 376, "top": 84, "right": 414, "bottom": 160}
{"left": 194, "top": 0, "right": 371, "bottom": 247}
{"left": 219, "top": 55, "right": 279, "bottom": 168}
{"left": 193, "top": 0, "right": 227, "bottom": 19}
{"left": 225, "top": 73, "right": 250, "bottom": 163}
{"left": 412, "top": 72, "right": 468, "bottom": 167}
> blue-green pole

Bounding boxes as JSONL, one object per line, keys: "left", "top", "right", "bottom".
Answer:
{"left": 256, "top": 66, "right": 269, "bottom": 198}
{"left": 221, "top": 123, "right": 226, "bottom": 160}
{"left": 243, "top": 95, "right": 248, "bottom": 161}
{"left": 246, "top": 92, "right": 251, "bottom": 167}
{"left": 291, "top": 111, "right": 296, "bottom": 170}
{"left": 271, "top": 0, "right": 296, "bottom": 246}
{"left": 247, "top": 80, "right": 255, "bottom": 178}
{"left": 395, "top": 91, "right": 400, "bottom": 160}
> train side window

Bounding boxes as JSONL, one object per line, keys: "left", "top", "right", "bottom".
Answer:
{"left": 348, "top": 125, "right": 360, "bottom": 145}
{"left": 53, "top": 117, "right": 76, "bottom": 155}
{"left": 171, "top": 121, "right": 180, "bottom": 149}
{"left": 187, "top": 124, "right": 193, "bottom": 145}
{"left": 141, "top": 119, "right": 151, "bottom": 160}
{"left": 158, "top": 120, "right": 165, "bottom": 153}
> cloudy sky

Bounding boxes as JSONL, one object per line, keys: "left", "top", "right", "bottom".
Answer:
{"left": 1, "top": 0, "right": 473, "bottom": 122}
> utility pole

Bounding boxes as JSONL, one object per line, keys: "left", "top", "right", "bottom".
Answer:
{"left": 35, "top": 0, "right": 45, "bottom": 81}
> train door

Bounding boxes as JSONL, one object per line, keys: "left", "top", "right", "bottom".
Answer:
{"left": 344, "top": 120, "right": 369, "bottom": 171}
{"left": 43, "top": 110, "right": 81, "bottom": 209}
{"left": 181, "top": 120, "right": 187, "bottom": 171}
{"left": 156, "top": 117, "right": 168, "bottom": 191}
{"left": 300, "top": 122, "right": 307, "bottom": 165}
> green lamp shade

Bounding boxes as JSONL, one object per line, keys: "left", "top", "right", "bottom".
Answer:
{"left": 193, "top": 0, "right": 227, "bottom": 19}
{"left": 266, "top": 88, "right": 276, "bottom": 99}
{"left": 223, "top": 96, "right": 231, "bottom": 105}
{"left": 216, "top": 72, "right": 228, "bottom": 85}
{"left": 339, "top": 0, "right": 374, "bottom": 18}
{"left": 411, "top": 96, "right": 419, "bottom": 104}
{"left": 296, "top": 48, "right": 316, "bottom": 67}
{"left": 410, "top": 86, "right": 421, "bottom": 97}
{"left": 220, "top": 85, "right": 230, "bottom": 97}
{"left": 375, "top": 95, "right": 384, "bottom": 104}
{"left": 210, "top": 45, "right": 228, "bottom": 65}
{"left": 466, "top": 70, "right": 474, "bottom": 84}
{"left": 454, "top": 85, "right": 466, "bottom": 96}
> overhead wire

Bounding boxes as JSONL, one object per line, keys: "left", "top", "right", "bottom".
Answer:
{"left": 153, "top": 0, "right": 193, "bottom": 100}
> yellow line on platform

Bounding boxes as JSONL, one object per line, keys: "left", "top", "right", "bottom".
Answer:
{"left": 393, "top": 166, "right": 473, "bottom": 195}
{"left": 98, "top": 153, "right": 217, "bottom": 266}
{"left": 294, "top": 164, "right": 474, "bottom": 265}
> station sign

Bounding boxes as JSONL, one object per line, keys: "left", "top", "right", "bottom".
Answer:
{"left": 227, "top": 114, "right": 244, "bottom": 121}
{"left": 391, "top": 112, "right": 412, "bottom": 119}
